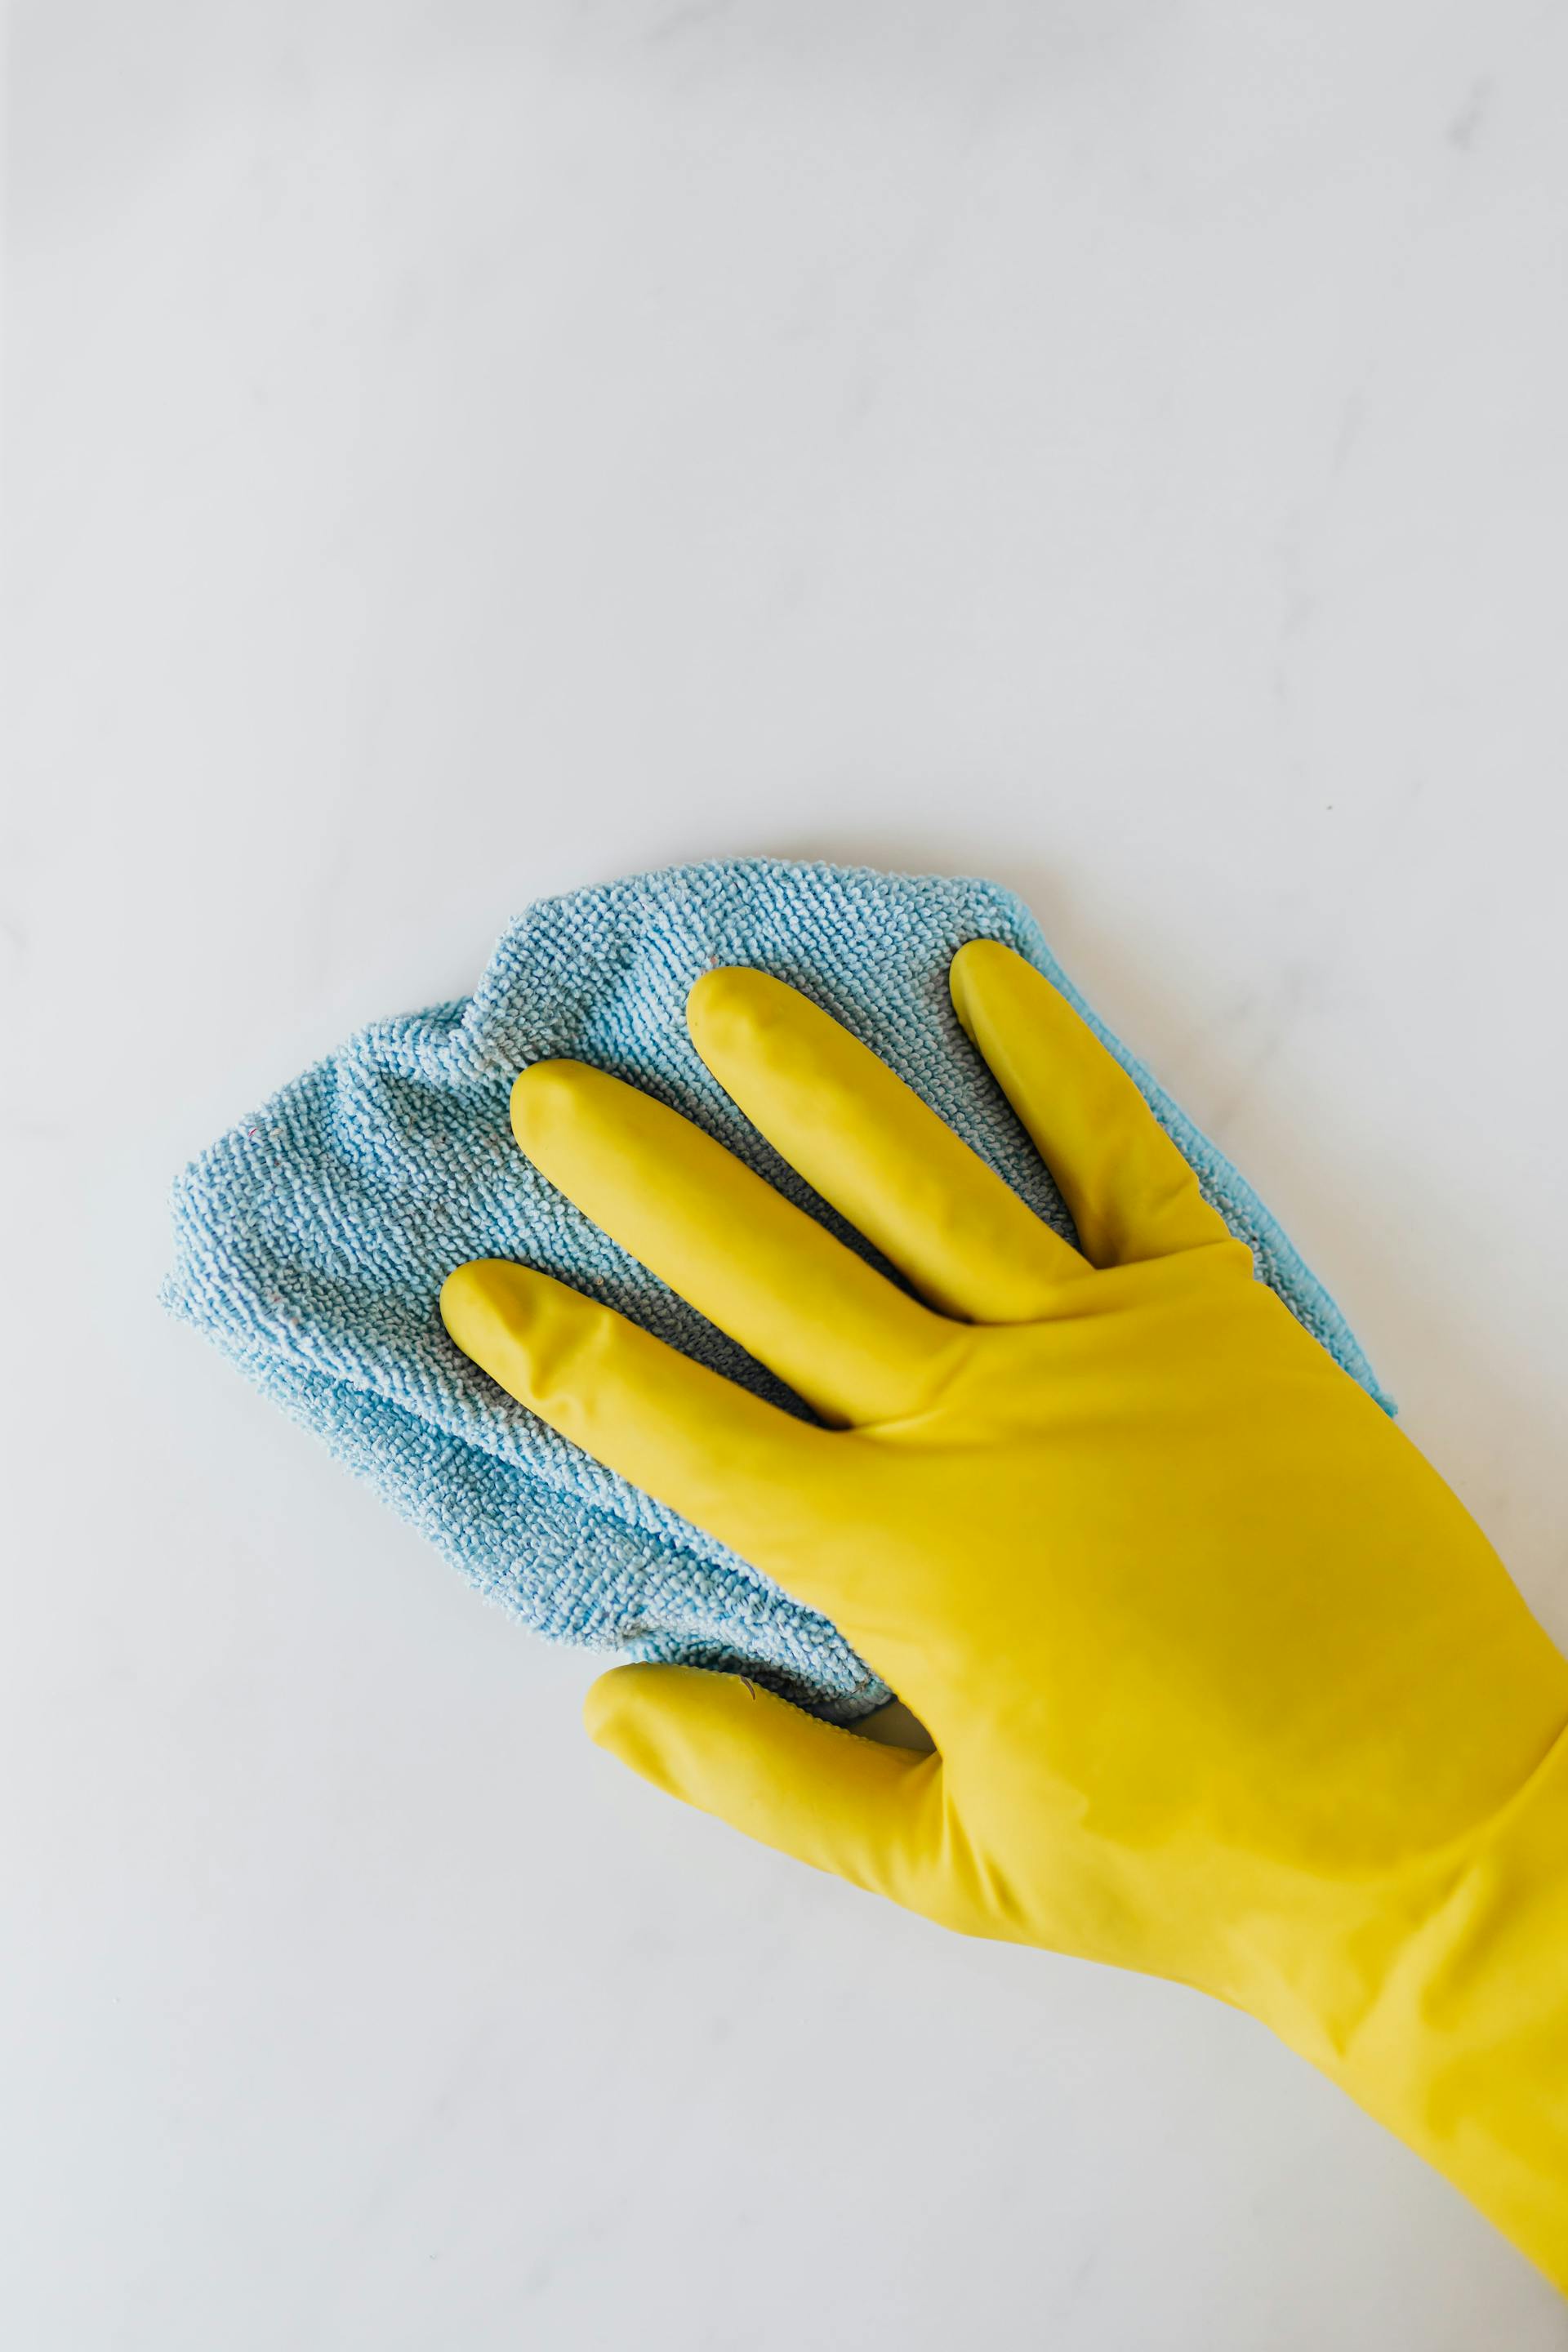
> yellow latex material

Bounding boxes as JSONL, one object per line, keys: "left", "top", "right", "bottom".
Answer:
{"left": 442, "top": 943, "right": 1568, "bottom": 2287}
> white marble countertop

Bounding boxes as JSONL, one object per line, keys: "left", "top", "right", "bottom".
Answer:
{"left": 8, "top": 4, "right": 1568, "bottom": 2345}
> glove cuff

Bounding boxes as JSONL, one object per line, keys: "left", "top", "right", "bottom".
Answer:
{"left": 1309, "top": 1722, "right": 1568, "bottom": 2289}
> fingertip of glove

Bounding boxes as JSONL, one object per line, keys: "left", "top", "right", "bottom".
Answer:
{"left": 439, "top": 1257, "right": 511, "bottom": 1351}
{"left": 582, "top": 1661, "right": 662, "bottom": 1750}
{"left": 510, "top": 1057, "right": 597, "bottom": 1155}
{"left": 685, "top": 964, "right": 792, "bottom": 1056}
{"left": 948, "top": 935, "right": 1016, "bottom": 1013}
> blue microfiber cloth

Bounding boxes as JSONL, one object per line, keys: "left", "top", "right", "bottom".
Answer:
{"left": 165, "top": 857, "right": 1391, "bottom": 1722}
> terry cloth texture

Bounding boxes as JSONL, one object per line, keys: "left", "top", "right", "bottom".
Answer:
{"left": 166, "top": 858, "right": 1392, "bottom": 1722}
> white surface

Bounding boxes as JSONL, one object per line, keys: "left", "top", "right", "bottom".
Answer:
{"left": 7, "top": 4, "right": 1568, "bottom": 2345}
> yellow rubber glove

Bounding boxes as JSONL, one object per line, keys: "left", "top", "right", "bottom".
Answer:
{"left": 441, "top": 943, "right": 1568, "bottom": 2288}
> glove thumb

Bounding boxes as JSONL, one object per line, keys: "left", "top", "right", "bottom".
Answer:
{"left": 584, "top": 1664, "right": 942, "bottom": 1912}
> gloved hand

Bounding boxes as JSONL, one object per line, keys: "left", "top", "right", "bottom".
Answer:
{"left": 441, "top": 942, "right": 1568, "bottom": 2288}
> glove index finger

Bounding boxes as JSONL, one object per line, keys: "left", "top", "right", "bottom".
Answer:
{"left": 439, "top": 1258, "right": 876, "bottom": 1636}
